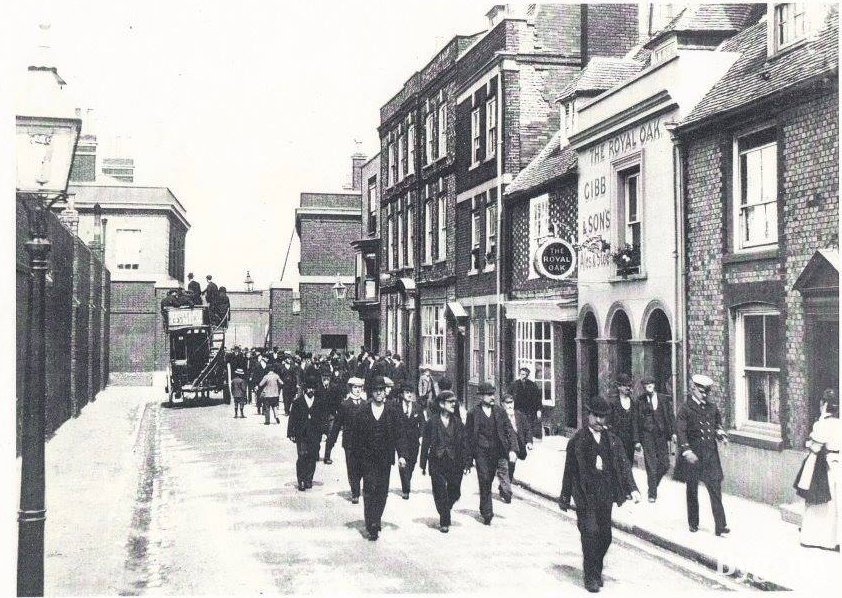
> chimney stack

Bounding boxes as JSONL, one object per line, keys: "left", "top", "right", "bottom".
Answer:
{"left": 351, "top": 153, "right": 366, "bottom": 192}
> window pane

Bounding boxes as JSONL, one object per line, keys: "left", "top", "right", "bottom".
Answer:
{"left": 760, "top": 145, "right": 777, "bottom": 202}
{"left": 744, "top": 315, "right": 764, "bottom": 367}
{"left": 744, "top": 150, "right": 762, "bottom": 206}
{"left": 746, "top": 371, "right": 770, "bottom": 422}
{"left": 765, "top": 315, "right": 782, "bottom": 368}
{"left": 627, "top": 175, "right": 638, "bottom": 220}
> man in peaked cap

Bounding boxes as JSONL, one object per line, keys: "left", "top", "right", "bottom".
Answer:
{"left": 465, "top": 382, "right": 518, "bottom": 523}
{"left": 675, "top": 374, "right": 730, "bottom": 536}
{"left": 634, "top": 374, "right": 676, "bottom": 502}
{"left": 559, "top": 396, "right": 640, "bottom": 593}
{"left": 350, "top": 375, "right": 408, "bottom": 541}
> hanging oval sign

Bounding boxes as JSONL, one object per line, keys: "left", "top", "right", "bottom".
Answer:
{"left": 534, "top": 238, "right": 576, "bottom": 280}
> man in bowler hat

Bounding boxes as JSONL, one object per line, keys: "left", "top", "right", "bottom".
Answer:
{"left": 351, "top": 376, "right": 408, "bottom": 540}
{"left": 634, "top": 375, "right": 675, "bottom": 501}
{"left": 675, "top": 374, "right": 730, "bottom": 535}
{"left": 559, "top": 396, "right": 641, "bottom": 593}
{"left": 287, "top": 380, "right": 327, "bottom": 491}
{"left": 396, "top": 383, "right": 426, "bottom": 499}
{"left": 465, "top": 382, "right": 518, "bottom": 523}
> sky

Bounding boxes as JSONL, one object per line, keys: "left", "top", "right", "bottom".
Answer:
{"left": 8, "top": 0, "right": 490, "bottom": 289}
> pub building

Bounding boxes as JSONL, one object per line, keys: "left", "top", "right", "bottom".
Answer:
{"left": 567, "top": 5, "right": 763, "bottom": 405}
{"left": 502, "top": 131, "right": 579, "bottom": 434}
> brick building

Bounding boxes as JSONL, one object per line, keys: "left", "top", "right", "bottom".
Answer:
{"left": 60, "top": 182, "right": 189, "bottom": 376}
{"left": 569, "top": 4, "right": 763, "bottom": 427}
{"left": 677, "top": 4, "right": 838, "bottom": 504}
{"left": 350, "top": 154, "right": 382, "bottom": 354}
{"left": 454, "top": 4, "right": 640, "bottom": 411}
{"left": 270, "top": 157, "right": 365, "bottom": 354}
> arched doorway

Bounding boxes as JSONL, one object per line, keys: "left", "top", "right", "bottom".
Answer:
{"left": 580, "top": 311, "right": 599, "bottom": 404}
{"left": 609, "top": 310, "right": 632, "bottom": 380}
{"left": 644, "top": 308, "right": 673, "bottom": 398}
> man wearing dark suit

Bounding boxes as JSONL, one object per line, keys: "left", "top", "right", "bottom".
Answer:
{"left": 501, "top": 394, "right": 533, "bottom": 481}
{"left": 396, "top": 383, "right": 426, "bottom": 499}
{"left": 559, "top": 397, "right": 641, "bottom": 593}
{"left": 325, "top": 377, "right": 368, "bottom": 502}
{"left": 465, "top": 382, "right": 519, "bottom": 523}
{"left": 186, "top": 273, "right": 202, "bottom": 304}
{"left": 675, "top": 374, "right": 730, "bottom": 536}
{"left": 279, "top": 357, "right": 298, "bottom": 416}
{"left": 287, "top": 382, "right": 326, "bottom": 491}
{"left": 510, "top": 367, "right": 543, "bottom": 439}
{"left": 634, "top": 375, "right": 676, "bottom": 502}
{"left": 420, "top": 390, "right": 470, "bottom": 533}
{"left": 203, "top": 275, "right": 218, "bottom": 310}
{"left": 609, "top": 373, "right": 637, "bottom": 464}
{"left": 316, "top": 372, "right": 343, "bottom": 453}
{"left": 351, "top": 376, "right": 408, "bottom": 541}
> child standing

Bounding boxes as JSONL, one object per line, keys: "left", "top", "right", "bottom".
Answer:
{"left": 231, "top": 368, "right": 248, "bottom": 418}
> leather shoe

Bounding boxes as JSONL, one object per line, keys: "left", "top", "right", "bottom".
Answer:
{"left": 275, "top": 416, "right": 281, "bottom": 424}
{"left": 648, "top": 496, "right": 656, "bottom": 503}
{"left": 402, "top": 492, "right": 409, "bottom": 500}
{"left": 297, "top": 482, "right": 306, "bottom": 491}
{"left": 351, "top": 495, "right": 359, "bottom": 504}
{"left": 482, "top": 516, "right": 492, "bottom": 526}
{"left": 305, "top": 481, "right": 313, "bottom": 489}
{"left": 440, "top": 525, "right": 449, "bottom": 533}
{"left": 501, "top": 495, "right": 512, "bottom": 504}
{"left": 598, "top": 574, "right": 604, "bottom": 587}
{"left": 324, "top": 458, "right": 333, "bottom": 465}
{"left": 584, "top": 579, "right": 600, "bottom": 593}
{"left": 689, "top": 525, "right": 698, "bottom": 532}
{"left": 715, "top": 527, "right": 731, "bottom": 536}
{"left": 368, "top": 530, "right": 378, "bottom": 541}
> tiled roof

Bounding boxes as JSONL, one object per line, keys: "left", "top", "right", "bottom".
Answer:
{"left": 505, "top": 131, "right": 577, "bottom": 197}
{"left": 557, "top": 56, "right": 643, "bottom": 102}
{"left": 648, "top": 3, "right": 765, "bottom": 46}
{"left": 681, "top": 9, "right": 839, "bottom": 128}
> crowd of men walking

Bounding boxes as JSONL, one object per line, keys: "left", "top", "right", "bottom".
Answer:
{"left": 220, "top": 344, "right": 737, "bottom": 593}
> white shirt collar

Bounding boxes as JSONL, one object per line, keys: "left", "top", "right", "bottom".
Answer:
{"left": 588, "top": 427, "right": 602, "bottom": 443}
{"left": 372, "top": 402, "right": 385, "bottom": 419}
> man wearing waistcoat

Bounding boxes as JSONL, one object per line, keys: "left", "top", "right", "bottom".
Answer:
{"left": 634, "top": 375, "right": 676, "bottom": 501}
{"left": 351, "top": 376, "right": 408, "bottom": 541}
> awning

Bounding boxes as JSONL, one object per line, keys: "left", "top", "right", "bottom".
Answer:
{"left": 504, "top": 299, "right": 577, "bottom": 322}
{"left": 446, "top": 301, "right": 469, "bottom": 320}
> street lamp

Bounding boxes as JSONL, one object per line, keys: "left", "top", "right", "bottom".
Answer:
{"left": 16, "top": 25, "right": 81, "bottom": 597}
{"left": 244, "top": 270, "right": 254, "bottom": 292}
{"left": 332, "top": 273, "right": 348, "bottom": 300}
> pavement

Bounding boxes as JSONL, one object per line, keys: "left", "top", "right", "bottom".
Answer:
{"left": 512, "top": 435, "right": 841, "bottom": 592}
{"left": 11, "top": 384, "right": 839, "bottom": 594}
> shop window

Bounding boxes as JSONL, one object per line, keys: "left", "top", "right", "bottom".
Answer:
{"left": 734, "top": 128, "right": 778, "bottom": 251}
{"left": 734, "top": 308, "right": 782, "bottom": 432}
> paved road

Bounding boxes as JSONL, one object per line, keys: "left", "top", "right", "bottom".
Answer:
{"left": 117, "top": 397, "right": 744, "bottom": 595}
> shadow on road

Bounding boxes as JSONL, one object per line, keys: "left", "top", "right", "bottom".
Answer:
{"left": 412, "top": 516, "right": 462, "bottom": 530}
{"left": 550, "top": 562, "right": 585, "bottom": 584}
{"left": 161, "top": 397, "right": 228, "bottom": 409}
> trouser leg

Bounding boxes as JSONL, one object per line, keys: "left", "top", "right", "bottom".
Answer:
{"left": 508, "top": 460, "right": 516, "bottom": 481}
{"left": 654, "top": 434, "right": 670, "bottom": 489}
{"left": 363, "top": 464, "right": 390, "bottom": 531}
{"left": 496, "top": 456, "right": 512, "bottom": 500}
{"left": 596, "top": 502, "right": 613, "bottom": 578}
{"left": 400, "top": 446, "right": 418, "bottom": 493}
{"left": 264, "top": 404, "right": 271, "bottom": 424}
{"left": 642, "top": 433, "right": 659, "bottom": 498}
{"left": 686, "top": 476, "right": 700, "bottom": 528}
{"left": 577, "top": 510, "right": 600, "bottom": 585}
{"left": 476, "top": 453, "right": 494, "bottom": 520}
{"left": 530, "top": 412, "right": 543, "bottom": 439}
{"left": 705, "top": 478, "right": 728, "bottom": 531}
{"left": 430, "top": 462, "right": 450, "bottom": 525}
{"left": 345, "top": 448, "right": 361, "bottom": 497}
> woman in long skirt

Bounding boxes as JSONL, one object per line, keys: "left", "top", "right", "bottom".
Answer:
{"left": 799, "top": 389, "right": 841, "bottom": 550}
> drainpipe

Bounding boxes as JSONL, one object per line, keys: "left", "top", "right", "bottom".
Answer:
{"left": 496, "top": 71, "right": 504, "bottom": 401}
{"left": 666, "top": 122, "right": 686, "bottom": 406}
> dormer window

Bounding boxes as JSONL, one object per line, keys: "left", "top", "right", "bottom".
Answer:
{"left": 774, "top": 3, "right": 806, "bottom": 50}
{"left": 650, "top": 36, "right": 677, "bottom": 67}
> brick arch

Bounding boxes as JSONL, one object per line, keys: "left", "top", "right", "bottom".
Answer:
{"left": 640, "top": 300, "right": 674, "bottom": 340}
{"left": 577, "top": 304, "right": 600, "bottom": 338}
{"left": 604, "top": 301, "right": 635, "bottom": 340}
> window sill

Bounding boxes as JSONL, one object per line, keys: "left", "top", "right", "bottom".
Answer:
{"left": 436, "top": 155, "right": 448, "bottom": 164}
{"left": 723, "top": 247, "right": 779, "bottom": 264}
{"left": 727, "top": 427, "right": 784, "bottom": 451}
{"left": 608, "top": 272, "right": 647, "bottom": 283}
{"left": 468, "top": 269, "right": 479, "bottom": 276}
{"left": 767, "top": 37, "right": 808, "bottom": 63}
{"left": 483, "top": 264, "right": 496, "bottom": 273}
{"left": 469, "top": 162, "right": 480, "bottom": 171}
{"left": 435, "top": 258, "right": 447, "bottom": 264}
{"left": 484, "top": 155, "right": 496, "bottom": 163}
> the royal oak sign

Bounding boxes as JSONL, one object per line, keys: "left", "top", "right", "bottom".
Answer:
{"left": 534, "top": 238, "right": 576, "bottom": 280}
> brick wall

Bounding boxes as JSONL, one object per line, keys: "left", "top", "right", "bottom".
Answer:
{"left": 583, "top": 3, "right": 640, "bottom": 61}
{"left": 683, "top": 87, "right": 839, "bottom": 447}
{"left": 300, "top": 193, "right": 360, "bottom": 209}
{"left": 269, "top": 287, "right": 301, "bottom": 350}
{"left": 108, "top": 281, "right": 163, "bottom": 373}
{"left": 509, "top": 181, "right": 579, "bottom": 296}
{"left": 299, "top": 283, "right": 364, "bottom": 353}
{"left": 299, "top": 218, "right": 360, "bottom": 276}
{"left": 534, "top": 4, "right": 581, "bottom": 53}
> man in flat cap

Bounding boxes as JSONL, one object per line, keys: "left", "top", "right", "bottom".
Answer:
{"left": 325, "top": 376, "right": 368, "bottom": 500}
{"left": 559, "top": 396, "right": 641, "bottom": 593}
{"left": 675, "top": 374, "right": 730, "bottom": 535}
{"left": 396, "top": 382, "right": 426, "bottom": 499}
{"left": 351, "top": 376, "right": 408, "bottom": 541}
{"left": 465, "top": 382, "right": 518, "bottom": 523}
{"left": 634, "top": 375, "right": 675, "bottom": 502}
